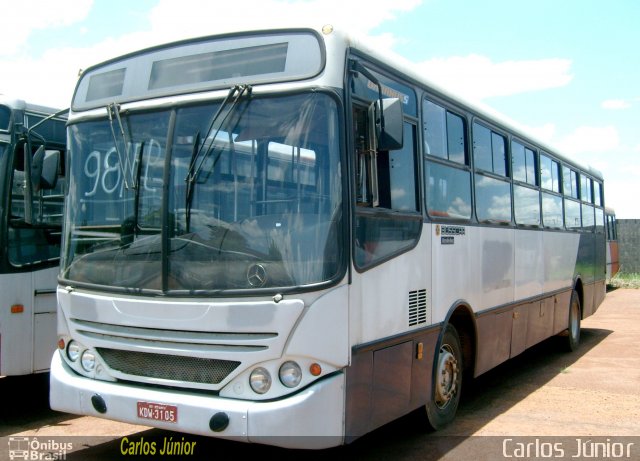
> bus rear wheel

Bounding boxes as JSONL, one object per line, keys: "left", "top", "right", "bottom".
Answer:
{"left": 425, "top": 324, "right": 463, "bottom": 430}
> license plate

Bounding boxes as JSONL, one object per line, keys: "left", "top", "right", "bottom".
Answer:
{"left": 137, "top": 401, "right": 178, "bottom": 423}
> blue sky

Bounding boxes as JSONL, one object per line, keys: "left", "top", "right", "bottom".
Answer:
{"left": 2, "top": 0, "right": 638, "bottom": 218}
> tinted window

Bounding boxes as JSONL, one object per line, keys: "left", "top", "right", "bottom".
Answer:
{"left": 389, "top": 123, "right": 419, "bottom": 211}
{"left": 491, "top": 132, "right": 507, "bottom": 176}
{"left": 593, "top": 181, "right": 602, "bottom": 206}
{"left": 565, "top": 199, "right": 581, "bottom": 230}
{"left": 540, "top": 154, "right": 560, "bottom": 192}
{"left": 582, "top": 204, "right": 595, "bottom": 231}
{"left": 595, "top": 208, "right": 604, "bottom": 234}
{"left": 447, "top": 112, "right": 466, "bottom": 164}
{"left": 563, "top": 166, "right": 578, "bottom": 199}
{"left": 426, "top": 161, "right": 471, "bottom": 220}
{"left": 581, "top": 175, "right": 592, "bottom": 203}
{"left": 472, "top": 123, "right": 492, "bottom": 171}
{"left": 423, "top": 99, "right": 466, "bottom": 164}
{"left": 473, "top": 122, "right": 507, "bottom": 176}
{"left": 542, "top": 192, "right": 563, "bottom": 228}
{"left": 513, "top": 141, "right": 537, "bottom": 186}
{"left": 514, "top": 184, "right": 540, "bottom": 226}
{"left": 475, "top": 174, "right": 511, "bottom": 223}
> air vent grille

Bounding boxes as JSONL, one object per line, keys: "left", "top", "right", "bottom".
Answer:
{"left": 96, "top": 348, "right": 240, "bottom": 384}
{"left": 409, "top": 289, "right": 428, "bottom": 326}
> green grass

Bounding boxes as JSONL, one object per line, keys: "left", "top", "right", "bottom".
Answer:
{"left": 608, "top": 272, "right": 640, "bottom": 289}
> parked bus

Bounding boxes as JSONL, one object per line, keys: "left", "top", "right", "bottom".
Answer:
{"left": 0, "top": 96, "right": 66, "bottom": 376}
{"left": 605, "top": 207, "right": 619, "bottom": 281}
{"left": 50, "top": 25, "right": 607, "bottom": 448}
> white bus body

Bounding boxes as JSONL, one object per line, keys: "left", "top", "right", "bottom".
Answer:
{"left": 0, "top": 97, "right": 66, "bottom": 376}
{"left": 50, "top": 26, "right": 606, "bottom": 448}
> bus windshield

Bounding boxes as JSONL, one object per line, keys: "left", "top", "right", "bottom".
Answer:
{"left": 62, "top": 92, "right": 343, "bottom": 293}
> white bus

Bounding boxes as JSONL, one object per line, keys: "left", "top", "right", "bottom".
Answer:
{"left": 50, "top": 25, "right": 607, "bottom": 448}
{"left": 0, "top": 96, "right": 66, "bottom": 376}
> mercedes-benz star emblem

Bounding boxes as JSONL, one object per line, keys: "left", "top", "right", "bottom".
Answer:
{"left": 247, "top": 263, "right": 267, "bottom": 288}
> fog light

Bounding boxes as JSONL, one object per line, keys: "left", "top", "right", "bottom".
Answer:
{"left": 279, "top": 361, "right": 302, "bottom": 388}
{"left": 249, "top": 367, "right": 271, "bottom": 394}
{"left": 81, "top": 350, "right": 96, "bottom": 371}
{"left": 67, "top": 340, "right": 81, "bottom": 362}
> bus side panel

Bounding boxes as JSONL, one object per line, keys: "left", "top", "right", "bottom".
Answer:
{"left": 349, "top": 233, "right": 431, "bottom": 346}
{"left": 514, "top": 230, "right": 544, "bottom": 300}
{"left": 543, "top": 231, "right": 579, "bottom": 293}
{"left": 577, "top": 231, "right": 596, "bottom": 316}
{"left": 344, "top": 329, "right": 438, "bottom": 441}
{"left": 592, "top": 231, "right": 607, "bottom": 312}
{"left": 0, "top": 273, "right": 34, "bottom": 375}
{"left": 32, "top": 267, "right": 58, "bottom": 371}
{"left": 606, "top": 240, "right": 619, "bottom": 279}
{"left": 475, "top": 308, "right": 512, "bottom": 376}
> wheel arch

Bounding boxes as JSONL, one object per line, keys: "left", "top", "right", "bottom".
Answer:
{"left": 439, "top": 300, "right": 477, "bottom": 379}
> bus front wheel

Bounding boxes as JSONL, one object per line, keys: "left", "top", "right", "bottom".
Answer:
{"left": 425, "top": 324, "right": 463, "bottom": 430}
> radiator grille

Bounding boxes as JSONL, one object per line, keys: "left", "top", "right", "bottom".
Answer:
{"left": 96, "top": 348, "right": 240, "bottom": 384}
{"left": 409, "top": 289, "right": 428, "bottom": 326}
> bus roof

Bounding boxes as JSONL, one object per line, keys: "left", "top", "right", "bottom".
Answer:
{"left": 70, "top": 23, "right": 603, "bottom": 181}
{"left": 0, "top": 94, "right": 62, "bottom": 116}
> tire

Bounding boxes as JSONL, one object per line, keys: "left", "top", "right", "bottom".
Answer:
{"left": 566, "top": 290, "right": 581, "bottom": 352}
{"left": 425, "top": 324, "right": 463, "bottom": 430}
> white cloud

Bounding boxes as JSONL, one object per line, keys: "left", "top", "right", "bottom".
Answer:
{"left": 555, "top": 126, "right": 620, "bottom": 155}
{"left": 417, "top": 54, "right": 574, "bottom": 100}
{"left": 518, "top": 123, "right": 557, "bottom": 144}
{"left": 2, "top": 0, "right": 93, "bottom": 56}
{"left": 601, "top": 99, "right": 632, "bottom": 110}
{"left": 147, "top": 0, "right": 421, "bottom": 48}
{"left": 1, "top": 0, "right": 424, "bottom": 107}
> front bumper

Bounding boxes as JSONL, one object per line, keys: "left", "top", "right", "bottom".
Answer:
{"left": 50, "top": 352, "right": 345, "bottom": 449}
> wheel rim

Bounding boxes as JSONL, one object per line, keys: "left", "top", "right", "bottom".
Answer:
{"left": 435, "top": 343, "right": 459, "bottom": 409}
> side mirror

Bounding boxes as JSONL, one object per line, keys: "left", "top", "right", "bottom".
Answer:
{"left": 31, "top": 146, "right": 60, "bottom": 191}
{"left": 370, "top": 97, "right": 404, "bottom": 151}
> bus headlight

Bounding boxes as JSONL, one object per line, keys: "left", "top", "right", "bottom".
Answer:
{"left": 279, "top": 361, "right": 302, "bottom": 388}
{"left": 67, "top": 340, "right": 81, "bottom": 362}
{"left": 81, "top": 350, "right": 96, "bottom": 371}
{"left": 249, "top": 367, "right": 271, "bottom": 394}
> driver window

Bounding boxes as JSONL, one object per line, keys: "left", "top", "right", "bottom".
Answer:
{"left": 8, "top": 141, "right": 65, "bottom": 266}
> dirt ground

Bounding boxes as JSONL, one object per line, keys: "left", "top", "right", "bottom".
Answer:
{"left": 1, "top": 288, "right": 639, "bottom": 460}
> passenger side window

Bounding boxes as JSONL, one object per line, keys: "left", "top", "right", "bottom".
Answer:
{"left": 540, "top": 154, "right": 560, "bottom": 193}
{"left": 423, "top": 99, "right": 471, "bottom": 221}
{"left": 563, "top": 166, "right": 579, "bottom": 199}
{"left": 473, "top": 123, "right": 507, "bottom": 176}
{"left": 423, "top": 99, "right": 466, "bottom": 164}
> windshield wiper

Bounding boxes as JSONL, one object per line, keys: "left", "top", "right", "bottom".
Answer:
{"left": 184, "top": 84, "right": 252, "bottom": 232}
{"left": 107, "top": 102, "right": 135, "bottom": 190}
{"left": 185, "top": 84, "right": 252, "bottom": 184}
